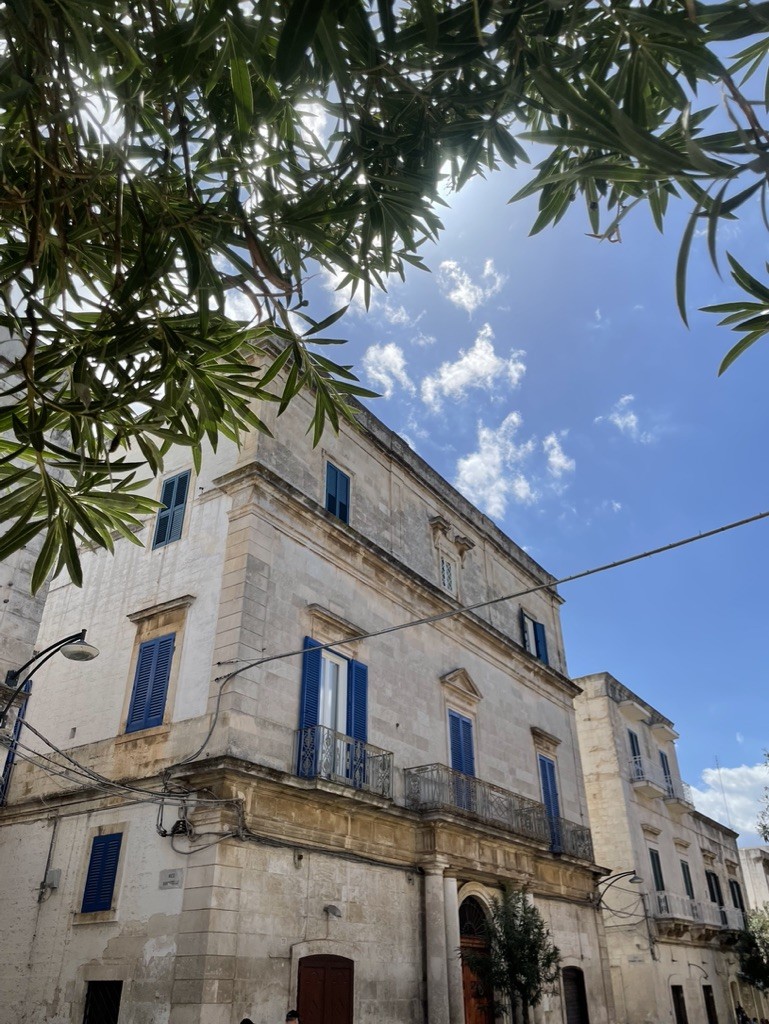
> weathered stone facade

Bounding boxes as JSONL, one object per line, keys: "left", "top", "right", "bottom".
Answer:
{"left": 0, "top": 394, "right": 613, "bottom": 1024}
{"left": 574, "top": 672, "right": 764, "bottom": 1024}
{"left": 739, "top": 847, "right": 769, "bottom": 911}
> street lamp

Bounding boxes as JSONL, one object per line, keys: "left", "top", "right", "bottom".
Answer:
{"left": 593, "top": 870, "right": 643, "bottom": 908}
{"left": 0, "top": 629, "right": 99, "bottom": 728}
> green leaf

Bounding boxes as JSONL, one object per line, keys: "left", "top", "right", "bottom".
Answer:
{"left": 275, "top": 0, "right": 329, "bottom": 83}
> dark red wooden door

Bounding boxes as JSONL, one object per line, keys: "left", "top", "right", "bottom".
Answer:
{"left": 297, "top": 955, "right": 353, "bottom": 1024}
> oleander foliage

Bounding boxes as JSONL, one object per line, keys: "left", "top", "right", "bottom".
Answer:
{"left": 2, "top": 0, "right": 769, "bottom": 586}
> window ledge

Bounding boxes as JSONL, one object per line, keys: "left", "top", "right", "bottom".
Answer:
{"left": 127, "top": 595, "right": 195, "bottom": 623}
{"left": 72, "top": 910, "right": 119, "bottom": 926}
{"left": 115, "top": 724, "right": 171, "bottom": 746}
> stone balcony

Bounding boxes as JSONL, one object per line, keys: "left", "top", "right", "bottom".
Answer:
{"left": 404, "top": 763, "right": 594, "bottom": 861}
{"left": 627, "top": 756, "right": 693, "bottom": 807}
{"left": 650, "top": 890, "right": 746, "bottom": 936}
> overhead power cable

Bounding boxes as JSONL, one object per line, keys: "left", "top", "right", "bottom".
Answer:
{"left": 214, "top": 508, "right": 769, "bottom": 685}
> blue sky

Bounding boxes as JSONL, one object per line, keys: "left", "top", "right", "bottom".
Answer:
{"left": 299, "top": 158, "right": 769, "bottom": 846}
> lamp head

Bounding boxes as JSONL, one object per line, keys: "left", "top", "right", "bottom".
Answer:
{"left": 61, "top": 641, "right": 99, "bottom": 662}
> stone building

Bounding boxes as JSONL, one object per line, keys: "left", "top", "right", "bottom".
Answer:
{"left": 739, "top": 847, "right": 769, "bottom": 911}
{"left": 0, "top": 393, "right": 614, "bottom": 1024}
{"left": 574, "top": 672, "right": 763, "bottom": 1024}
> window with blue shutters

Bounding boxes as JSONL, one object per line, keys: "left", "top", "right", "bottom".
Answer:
{"left": 538, "top": 754, "right": 561, "bottom": 852}
{"left": 81, "top": 833, "right": 122, "bottom": 913}
{"left": 449, "top": 710, "right": 475, "bottom": 811}
{"left": 521, "top": 611, "right": 549, "bottom": 665}
{"left": 325, "top": 463, "right": 350, "bottom": 524}
{"left": 152, "top": 470, "right": 190, "bottom": 549}
{"left": 297, "top": 638, "right": 368, "bottom": 784}
{"left": 126, "top": 634, "right": 175, "bottom": 733}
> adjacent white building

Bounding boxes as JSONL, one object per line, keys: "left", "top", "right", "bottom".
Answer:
{"left": 0, "top": 392, "right": 614, "bottom": 1024}
{"left": 739, "top": 848, "right": 769, "bottom": 911}
{"left": 574, "top": 672, "right": 762, "bottom": 1024}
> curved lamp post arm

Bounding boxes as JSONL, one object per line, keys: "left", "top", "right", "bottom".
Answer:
{"left": 0, "top": 629, "right": 89, "bottom": 726}
{"left": 593, "top": 870, "right": 643, "bottom": 908}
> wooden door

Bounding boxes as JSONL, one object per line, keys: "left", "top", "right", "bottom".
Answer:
{"left": 562, "top": 967, "right": 590, "bottom": 1024}
{"left": 459, "top": 897, "right": 494, "bottom": 1024}
{"left": 461, "top": 936, "right": 494, "bottom": 1024}
{"left": 297, "top": 955, "right": 353, "bottom": 1024}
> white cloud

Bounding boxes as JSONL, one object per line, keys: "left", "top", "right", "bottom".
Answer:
{"left": 454, "top": 413, "right": 537, "bottom": 519}
{"left": 690, "top": 762, "right": 769, "bottom": 842}
{"left": 595, "top": 394, "right": 655, "bottom": 444}
{"left": 384, "top": 304, "right": 422, "bottom": 328}
{"left": 421, "top": 324, "right": 526, "bottom": 413}
{"left": 362, "top": 343, "right": 414, "bottom": 399}
{"left": 543, "top": 433, "right": 575, "bottom": 479}
{"left": 437, "top": 258, "right": 506, "bottom": 314}
{"left": 412, "top": 332, "right": 436, "bottom": 347}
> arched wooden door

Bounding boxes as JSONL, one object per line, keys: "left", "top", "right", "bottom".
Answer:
{"left": 562, "top": 967, "right": 590, "bottom": 1024}
{"left": 459, "top": 897, "right": 494, "bottom": 1024}
{"left": 297, "top": 954, "right": 354, "bottom": 1024}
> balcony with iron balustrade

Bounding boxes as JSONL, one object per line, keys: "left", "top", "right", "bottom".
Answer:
{"left": 294, "top": 725, "right": 393, "bottom": 799}
{"left": 404, "top": 763, "right": 594, "bottom": 861}
{"left": 627, "top": 757, "right": 694, "bottom": 809}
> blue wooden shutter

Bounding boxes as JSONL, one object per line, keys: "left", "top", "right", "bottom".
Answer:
{"left": 81, "top": 833, "right": 122, "bottom": 913}
{"left": 126, "top": 634, "right": 175, "bottom": 733}
{"left": 346, "top": 660, "right": 368, "bottom": 742}
{"left": 299, "top": 638, "right": 322, "bottom": 731}
{"left": 325, "top": 464, "right": 338, "bottom": 517}
{"left": 534, "top": 621, "right": 549, "bottom": 664}
{"left": 153, "top": 471, "right": 190, "bottom": 548}
{"left": 449, "top": 711, "right": 475, "bottom": 776}
{"left": 297, "top": 638, "right": 322, "bottom": 778}
{"left": 325, "top": 464, "right": 350, "bottom": 523}
{"left": 168, "top": 471, "right": 189, "bottom": 542}
{"left": 336, "top": 470, "right": 349, "bottom": 523}
{"left": 539, "top": 754, "right": 561, "bottom": 851}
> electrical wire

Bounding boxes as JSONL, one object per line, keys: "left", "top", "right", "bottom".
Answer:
{"left": 7, "top": 509, "right": 768, "bottom": 856}
{"left": 213, "top": 508, "right": 769, "bottom": 686}
{"left": 18, "top": 720, "right": 238, "bottom": 806}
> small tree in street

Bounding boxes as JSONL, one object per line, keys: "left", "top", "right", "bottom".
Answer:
{"left": 737, "top": 906, "right": 769, "bottom": 992}
{"left": 460, "top": 887, "right": 561, "bottom": 1024}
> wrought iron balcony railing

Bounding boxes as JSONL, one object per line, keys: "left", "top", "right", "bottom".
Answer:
{"left": 404, "top": 763, "right": 593, "bottom": 861}
{"left": 294, "top": 726, "right": 393, "bottom": 799}
{"left": 627, "top": 757, "right": 693, "bottom": 805}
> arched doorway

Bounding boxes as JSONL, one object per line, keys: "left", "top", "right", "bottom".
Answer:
{"left": 297, "top": 954, "right": 354, "bottom": 1024}
{"left": 562, "top": 966, "right": 590, "bottom": 1024}
{"left": 460, "top": 896, "right": 495, "bottom": 1024}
